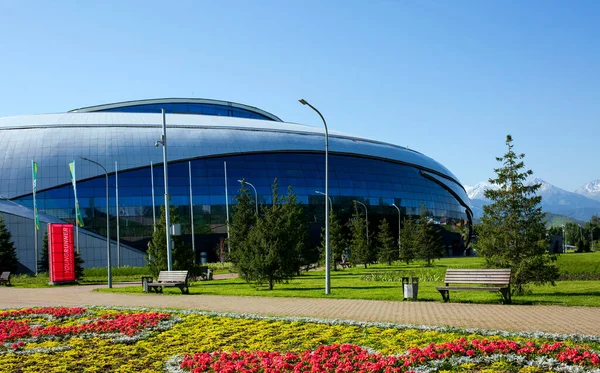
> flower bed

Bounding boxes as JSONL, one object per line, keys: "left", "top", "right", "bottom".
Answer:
{"left": 1, "top": 306, "right": 599, "bottom": 372}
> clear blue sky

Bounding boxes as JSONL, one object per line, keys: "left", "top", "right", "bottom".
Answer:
{"left": 1, "top": 0, "right": 598, "bottom": 191}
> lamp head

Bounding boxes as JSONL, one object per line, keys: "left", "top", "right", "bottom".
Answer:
{"left": 298, "top": 99, "right": 308, "bottom": 105}
{"left": 155, "top": 141, "right": 160, "bottom": 148}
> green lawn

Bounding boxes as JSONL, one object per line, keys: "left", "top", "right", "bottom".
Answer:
{"left": 13, "top": 252, "right": 600, "bottom": 306}
{"left": 100, "top": 253, "right": 600, "bottom": 307}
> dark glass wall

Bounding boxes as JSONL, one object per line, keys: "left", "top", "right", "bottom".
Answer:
{"left": 15, "top": 153, "right": 468, "bottom": 251}
{"left": 98, "top": 103, "right": 273, "bottom": 121}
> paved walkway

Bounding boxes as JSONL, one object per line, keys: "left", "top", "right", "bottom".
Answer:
{"left": 1, "top": 284, "right": 599, "bottom": 336}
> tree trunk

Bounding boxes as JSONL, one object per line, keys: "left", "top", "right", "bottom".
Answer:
{"left": 269, "top": 278, "right": 274, "bottom": 290}
{"left": 364, "top": 263, "right": 367, "bottom": 269}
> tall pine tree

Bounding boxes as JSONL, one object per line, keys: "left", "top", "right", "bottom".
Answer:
{"left": 146, "top": 203, "right": 192, "bottom": 277}
{"left": 349, "top": 201, "right": 369, "bottom": 268}
{"left": 399, "top": 215, "right": 417, "bottom": 264}
{"left": 228, "top": 179, "right": 256, "bottom": 264}
{"left": 477, "top": 135, "right": 559, "bottom": 295}
{"left": 0, "top": 215, "right": 18, "bottom": 273}
{"left": 376, "top": 218, "right": 397, "bottom": 265}
{"left": 235, "top": 180, "right": 305, "bottom": 289}
{"left": 319, "top": 210, "right": 347, "bottom": 270}
{"left": 416, "top": 206, "right": 444, "bottom": 265}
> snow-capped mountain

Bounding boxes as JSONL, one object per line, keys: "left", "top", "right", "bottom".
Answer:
{"left": 574, "top": 180, "right": 600, "bottom": 202}
{"left": 465, "top": 181, "right": 499, "bottom": 200}
{"left": 467, "top": 178, "right": 600, "bottom": 221}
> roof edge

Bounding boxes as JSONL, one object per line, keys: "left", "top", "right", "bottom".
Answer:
{"left": 68, "top": 98, "right": 283, "bottom": 122}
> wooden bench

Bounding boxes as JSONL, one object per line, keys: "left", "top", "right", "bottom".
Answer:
{"left": 146, "top": 270, "right": 189, "bottom": 294}
{"left": 436, "top": 269, "right": 512, "bottom": 304}
{"left": 0, "top": 271, "right": 10, "bottom": 286}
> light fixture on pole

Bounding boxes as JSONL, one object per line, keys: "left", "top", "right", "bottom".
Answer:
{"left": 237, "top": 179, "right": 258, "bottom": 214}
{"left": 315, "top": 191, "right": 332, "bottom": 211}
{"left": 155, "top": 108, "right": 172, "bottom": 271}
{"left": 80, "top": 157, "right": 112, "bottom": 288}
{"left": 300, "top": 98, "right": 330, "bottom": 295}
{"left": 392, "top": 203, "right": 401, "bottom": 249}
{"left": 353, "top": 200, "right": 369, "bottom": 246}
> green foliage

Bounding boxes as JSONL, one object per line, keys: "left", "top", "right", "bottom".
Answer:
{"left": 349, "top": 202, "right": 369, "bottom": 268}
{"left": 74, "top": 250, "right": 85, "bottom": 280}
{"left": 319, "top": 210, "right": 347, "bottom": 270}
{"left": 234, "top": 180, "right": 307, "bottom": 290}
{"left": 376, "top": 218, "right": 397, "bottom": 265}
{"left": 476, "top": 135, "right": 559, "bottom": 295}
{"left": 228, "top": 179, "right": 256, "bottom": 263}
{"left": 146, "top": 203, "right": 192, "bottom": 277}
{"left": 399, "top": 215, "right": 418, "bottom": 264}
{"left": 0, "top": 215, "right": 18, "bottom": 273}
{"left": 38, "top": 233, "right": 49, "bottom": 274}
{"left": 416, "top": 206, "right": 445, "bottom": 265}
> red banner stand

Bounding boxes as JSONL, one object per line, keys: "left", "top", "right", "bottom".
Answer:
{"left": 48, "top": 223, "right": 76, "bottom": 284}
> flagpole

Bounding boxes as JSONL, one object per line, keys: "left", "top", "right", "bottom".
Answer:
{"left": 32, "top": 160, "right": 38, "bottom": 275}
{"left": 188, "top": 161, "right": 195, "bottom": 263}
{"left": 224, "top": 161, "right": 230, "bottom": 253}
{"left": 151, "top": 161, "right": 156, "bottom": 231}
{"left": 115, "top": 161, "right": 120, "bottom": 267}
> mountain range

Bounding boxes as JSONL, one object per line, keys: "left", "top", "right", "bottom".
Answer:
{"left": 466, "top": 178, "right": 600, "bottom": 222}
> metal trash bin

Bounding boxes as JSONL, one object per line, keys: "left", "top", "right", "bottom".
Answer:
{"left": 141, "top": 276, "right": 153, "bottom": 292}
{"left": 402, "top": 277, "right": 419, "bottom": 301}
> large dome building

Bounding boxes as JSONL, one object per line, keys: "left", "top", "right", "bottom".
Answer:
{"left": 0, "top": 98, "right": 472, "bottom": 272}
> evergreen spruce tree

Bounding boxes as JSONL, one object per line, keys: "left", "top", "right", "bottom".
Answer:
{"left": 38, "top": 233, "right": 49, "bottom": 274}
{"left": 476, "top": 135, "right": 559, "bottom": 295}
{"left": 376, "top": 218, "right": 397, "bottom": 265}
{"left": 416, "top": 206, "right": 444, "bottom": 265}
{"left": 235, "top": 180, "right": 304, "bottom": 289}
{"left": 319, "top": 210, "right": 347, "bottom": 270}
{"left": 74, "top": 250, "right": 85, "bottom": 280}
{"left": 0, "top": 215, "right": 18, "bottom": 273}
{"left": 146, "top": 204, "right": 191, "bottom": 277}
{"left": 228, "top": 179, "right": 256, "bottom": 268}
{"left": 399, "top": 215, "right": 417, "bottom": 264}
{"left": 349, "top": 201, "right": 369, "bottom": 268}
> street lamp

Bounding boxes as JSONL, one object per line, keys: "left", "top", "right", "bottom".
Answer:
{"left": 315, "top": 191, "right": 332, "bottom": 211}
{"left": 80, "top": 157, "right": 112, "bottom": 288}
{"left": 155, "top": 108, "right": 173, "bottom": 271}
{"left": 392, "top": 203, "right": 401, "bottom": 249}
{"left": 237, "top": 180, "right": 258, "bottom": 214}
{"left": 353, "top": 200, "right": 369, "bottom": 246}
{"left": 300, "top": 98, "right": 330, "bottom": 295}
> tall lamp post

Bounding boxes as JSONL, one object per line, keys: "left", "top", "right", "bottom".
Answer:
{"left": 299, "top": 98, "right": 330, "bottom": 295}
{"left": 354, "top": 200, "right": 369, "bottom": 246}
{"left": 392, "top": 203, "right": 401, "bottom": 249}
{"left": 155, "top": 109, "right": 172, "bottom": 271}
{"left": 315, "top": 191, "right": 332, "bottom": 212}
{"left": 237, "top": 179, "right": 258, "bottom": 214}
{"left": 80, "top": 157, "right": 112, "bottom": 288}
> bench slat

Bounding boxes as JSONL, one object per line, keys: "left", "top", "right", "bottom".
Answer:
{"left": 437, "top": 286, "right": 503, "bottom": 291}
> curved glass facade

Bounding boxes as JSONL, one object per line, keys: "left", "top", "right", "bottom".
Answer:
{"left": 15, "top": 153, "right": 468, "bottom": 251}
{"left": 95, "top": 103, "right": 274, "bottom": 121}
